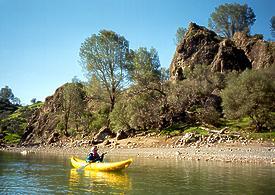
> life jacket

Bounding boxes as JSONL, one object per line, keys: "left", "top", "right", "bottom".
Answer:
{"left": 86, "top": 152, "right": 101, "bottom": 162}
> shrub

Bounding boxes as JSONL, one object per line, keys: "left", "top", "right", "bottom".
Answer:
{"left": 222, "top": 68, "right": 275, "bottom": 132}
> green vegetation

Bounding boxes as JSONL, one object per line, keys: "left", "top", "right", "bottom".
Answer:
{"left": 80, "top": 30, "right": 131, "bottom": 113}
{"left": 0, "top": 101, "right": 43, "bottom": 144}
{"left": 184, "top": 127, "right": 208, "bottom": 136}
{"left": 221, "top": 117, "right": 251, "bottom": 132}
{"left": 221, "top": 68, "right": 275, "bottom": 132}
{"left": 4, "top": 132, "right": 21, "bottom": 144}
{"left": 208, "top": 3, "right": 256, "bottom": 37}
{"left": 175, "top": 27, "right": 187, "bottom": 45}
{"left": 248, "top": 132, "right": 275, "bottom": 141}
{"left": 160, "top": 123, "right": 187, "bottom": 135}
{"left": 161, "top": 124, "right": 208, "bottom": 136}
{"left": 61, "top": 82, "right": 87, "bottom": 136}
{"left": 0, "top": 85, "right": 20, "bottom": 105}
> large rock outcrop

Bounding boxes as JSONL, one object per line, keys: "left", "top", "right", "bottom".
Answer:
{"left": 170, "top": 23, "right": 275, "bottom": 80}
{"left": 233, "top": 32, "right": 275, "bottom": 69}
{"left": 19, "top": 86, "right": 64, "bottom": 146}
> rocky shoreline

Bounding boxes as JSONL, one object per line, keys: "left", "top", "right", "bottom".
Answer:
{"left": 1, "top": 135, "right": 275, "bottom": 165}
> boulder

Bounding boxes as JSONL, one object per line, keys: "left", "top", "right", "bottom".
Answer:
{"left": 103, "top": 139, "right": 111, "bottom": 146}
{"left": 47, "top": 132, "right": 60, "bottom": 144}
{"left": 93, "top": 126, "right": 116, "bottom": 144}
{"left": 116, "top": 130, "right": 128, "bottom": 140}
{"left": 178, "top": 132, "right": 199, "bottom": 145}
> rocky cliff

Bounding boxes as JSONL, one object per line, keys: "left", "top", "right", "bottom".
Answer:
{"left": 19, "top": 86, "right": 64, "bottom": 146}
{"left": 170, "top": 23, "right": 275, "bottom": 80}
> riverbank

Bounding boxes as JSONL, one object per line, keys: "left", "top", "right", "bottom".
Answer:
{"left": 1, "top": 135, "right": 275, "bottom": 164}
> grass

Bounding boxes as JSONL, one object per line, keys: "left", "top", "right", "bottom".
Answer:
{"left": 161, "top": 123, "right": 188, "bottom": 135}
{"left": 184, "top": 126, "right": 208, "bottom": 135}
{"left": 4, "top": 133, "right": 21, "bottom": 144}
{"left": 28, "top": 102, "right": 44, "bottom": 109}
{"left": 0, "top": 102, "right": 44, "bottom": 144}
{"left": 160, "top": 116, "right": 274, "bottom": 141}
{"left": 247, "top": 132, "right": 275, "bottom": 142}
{"left": 220, "top": 117, "right": 251, "bottom": 132}
{"left": 161, "top": 123, "right": 208, "bottom": 136}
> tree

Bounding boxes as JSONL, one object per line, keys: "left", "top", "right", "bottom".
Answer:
{"left": 80, "top": 30, "right": 131, "bottom": 113}
{"left": 167, "top": 65, "right": 223, "bottom": 126}
{"left": 30, "top": 98, "right": 37, "bottom": 104}
{"left": 270, "top": 16, "right": 275, "bottom": 38}
{"left": 174, "top": 27, "right": 187, "bottom": 45}
{"left": 110, "top": 89, "right": 163, "bottom": 131}
{"left": 61, "top": 82, "right": 86, "bottom": 136}
{"left": 221, "top": 68, "right": 275, "bottom": 132}
{"left": 111, "top": 47, "right": 169, "bottom": 130}
{"left": 0, "top": 86, "right": 14, "bottom": 103}
{"left": 208, "top": 3, "right": 256, "bottom": 38}
{"left": 86, "top": 76, "right": 110, "bottom": 131}
{"left": 129, "top": 47, "right": 161, "bottom": 86}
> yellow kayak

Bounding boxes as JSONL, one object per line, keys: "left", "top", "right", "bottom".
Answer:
{"left": 70, "top": 157, "right": 133, "bottom": 172}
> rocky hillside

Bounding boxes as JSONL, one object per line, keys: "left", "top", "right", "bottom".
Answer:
{"left": 19, "top": 86, "right": 64, "bottom": 146}
{"left": 170, "top": 23, "right": 275, "bottom": 80}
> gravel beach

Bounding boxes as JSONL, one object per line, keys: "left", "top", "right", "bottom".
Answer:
{"left": 1, "top": 135, "right": 275, "bottom": 164}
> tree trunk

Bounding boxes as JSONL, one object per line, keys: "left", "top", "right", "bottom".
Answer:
{"left": 64, "top": 114, "right": 69, "bottom": 137}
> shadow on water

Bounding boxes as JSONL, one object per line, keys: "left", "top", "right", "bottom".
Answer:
{"left": 0, "top": 151, "right": 274, "bottom": 194}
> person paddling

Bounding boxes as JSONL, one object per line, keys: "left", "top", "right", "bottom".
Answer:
{"left": 86, "top": 146, "right": 105, "bottom": 163}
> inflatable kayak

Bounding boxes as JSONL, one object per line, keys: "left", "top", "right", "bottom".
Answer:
{"left": 70, "top": 157, "right": 133, "bottom": 171}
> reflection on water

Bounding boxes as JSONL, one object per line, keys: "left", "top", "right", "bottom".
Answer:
{"left": 0, "top": 151, "right": 274, "bottom": 194}
{"left": 129, "top": 157, "right": 275, "bottom": 195}
{"left": 69, "top": 169, "right": 132, "bottom": 193}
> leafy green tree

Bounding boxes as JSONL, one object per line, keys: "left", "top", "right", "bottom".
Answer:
{"left": 80, "top": 30, "right": 131, "bottom": 113}
{"left": 129, "top": 47, "right": 161, "bottom": 86}
{"left": 110, "top": 90, "right": 163, "bottom": 131}
{"left": 111, "top": 47, "right": 170, "bottom": 131}
{"left": 109, "top": 94, "right": 132, "bottom": 131}
{"left": 85, "top": 76, "right": 111, "bottom": 131}
{"left": 61, "top": 82, "right": 86, "bottom": 136}
{"left": 0, "top": 86, "right": 15, "bottom": 103}
{"left": 208, "top": 3, "right": 256, "bottom": 38}
{"left": 174, "top": 27, "right": 187, "bottom": 45}
{"left": 270, "top": 16, "right": 275, "bottom": 38}
{"left": 221, "top": 68, "right": 275, "bottom": 132}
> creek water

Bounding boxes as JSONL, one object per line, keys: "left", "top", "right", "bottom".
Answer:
{"left": 0, "top": 151, "right": 274, "bottom": 194}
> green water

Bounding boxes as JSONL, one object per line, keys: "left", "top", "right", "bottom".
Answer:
{"left": 0, "top": 151, "right": 274, "bottom": 194}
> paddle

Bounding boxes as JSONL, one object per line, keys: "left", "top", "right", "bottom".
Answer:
{"left": 78, "top": 162, "right": 92, "bottom": 171}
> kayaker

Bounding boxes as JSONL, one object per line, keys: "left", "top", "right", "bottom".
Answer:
{"left": 86, "top": 146, "right": 105, "bottom": 163}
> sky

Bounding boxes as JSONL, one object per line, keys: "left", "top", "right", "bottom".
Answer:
{"left": 0, "top": 0, "right": 274, "bottom": 105}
